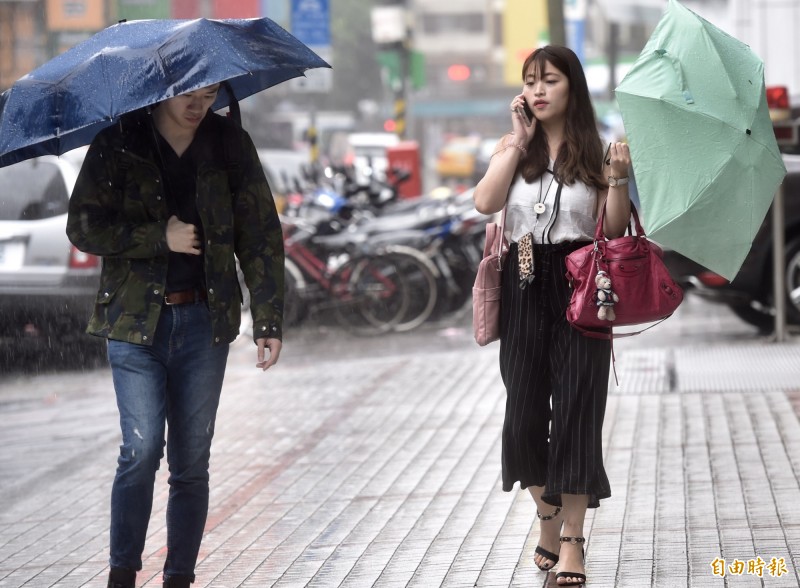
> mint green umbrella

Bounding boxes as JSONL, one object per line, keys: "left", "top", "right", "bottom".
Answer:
{"left": 615, "top": 0, "right": 786, "bottom": 281}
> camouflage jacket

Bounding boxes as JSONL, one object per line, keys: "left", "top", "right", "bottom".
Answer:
{"left": 66, "top": 110, "right": 284, "bottom": 346}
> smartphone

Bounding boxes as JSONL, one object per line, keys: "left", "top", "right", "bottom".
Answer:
{"left": 516, "top": 101, "right": 534, "bottom": 126}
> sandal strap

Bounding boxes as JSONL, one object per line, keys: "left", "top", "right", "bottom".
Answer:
{"left": 560, "top": 536, "right": 586, "bottom": 544}
{"left": 536, "top": 506, "right": 562, "bottom": 521}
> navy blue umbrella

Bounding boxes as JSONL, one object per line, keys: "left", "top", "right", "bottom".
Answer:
{"left": 0, "top": 17, "right": 330, "bottom": 168}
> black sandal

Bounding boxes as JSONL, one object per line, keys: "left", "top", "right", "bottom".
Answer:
{"left": 534, "top": 506, "right": 562, "bottom": 571}
{"left": 555, "top": 536, "right": 586, "bottom": 586}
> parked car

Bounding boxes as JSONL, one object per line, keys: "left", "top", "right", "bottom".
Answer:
{"left": 0, "top": 147, "right": 312, "bottom": 362}
{"left": 663, "top": 154, "right": 800, "bottom": 332}
{"left": 0, "top": 151, "right": 105, "bottom": 359}
{"left": 257, "top": 148, "right": 311, "bottom": 213}
{"left": 471, "top": 137, "right": 502, "bottom": 185}
{"left": 325, "top": 131, "right": 400, "bottom": 184}
{"left": 435, "top": 136, "right": 480, "bottom": 182}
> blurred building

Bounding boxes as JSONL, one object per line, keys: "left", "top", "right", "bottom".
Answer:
{"left": 0, "top": 0, "right": 279, "bottom": 91}
{"left": 406, "top": 0, "right": 655, "bottom": 132}
{"left": 0, "top": 0, "right": 47, "bottom": 89}
{"left": 403, "top": 0, "right": 648, "bottom": 176}
{"left": 401, "top": 0, "right": 728, "bottom": 174}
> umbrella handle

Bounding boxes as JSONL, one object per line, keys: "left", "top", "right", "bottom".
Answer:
{"left": 221, "top": 81, "right": 241, "bottom": 126}
{"left": 652, "top": 49, "right": 694, "bottom": 105}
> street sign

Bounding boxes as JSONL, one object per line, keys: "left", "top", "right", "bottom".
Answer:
{"left": 290, "top": 0, "right": 331, "bottom": 92}
{"left": 291, "top": 0, "right": 330, "bottom": 46}
{"left": 370, "top": 6, "right": 406, "bottom": 44}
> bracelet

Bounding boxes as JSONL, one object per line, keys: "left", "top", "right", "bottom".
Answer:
{"left": 491, "top": 142, "right": 527, "bottom": 159}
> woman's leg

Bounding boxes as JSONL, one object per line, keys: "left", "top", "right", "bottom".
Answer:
{"left": 528, "top": 485, "right": 563, "bottom": 570}
{"left": 499, "top": 245, "right": 553, "bottom": 491}
{"left": 557, "top": 493, "right": 589, "bottom": 585}
{"left": 544, "top": 247, "right": 613, "bottom": 507}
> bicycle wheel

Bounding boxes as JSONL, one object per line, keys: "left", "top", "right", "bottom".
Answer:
{"left": 378, "top": 247, "right": 439, "bottom": 332}
{"left": 283, "top": 258, "right": 308, "bottom": 328}
{"left": 333, "top": 255, "right": 410, "bottom": 335}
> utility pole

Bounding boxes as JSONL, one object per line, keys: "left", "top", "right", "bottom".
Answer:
{"left": 607, "top": 22, "right": 619, "bottom": 99}
{"left": 394, "top": 34, "right": 409, "bottom": 140}
{"left": 392, "top": 0, "right": 410, "bottom": 140}
{"left": 371, "top": 2, "right": 409, "bottom": 139}
{"left": 772, "top": 184, "right": 787, "bottom": 342}
{"left": 547, "top": 0, "right": 566, "bottom": 46}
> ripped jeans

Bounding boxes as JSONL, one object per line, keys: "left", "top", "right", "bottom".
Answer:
{"left": 106, "top": 301, "right": 229, "bottom": 579}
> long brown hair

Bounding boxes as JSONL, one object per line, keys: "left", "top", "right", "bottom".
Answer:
{"left": 518, "top": 46, "right": 605, "bottom": 189}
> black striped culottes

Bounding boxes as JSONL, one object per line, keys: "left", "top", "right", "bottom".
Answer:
{"left": 499, "top": 241, "right": 611, "bottom": 508}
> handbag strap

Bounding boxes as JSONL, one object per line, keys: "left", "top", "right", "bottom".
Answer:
{"left": 570, "top": 317, "right": 669, "bottom": 340}
{"left": 497, "top": 205, "right": 507, "bottom": 257}
{"left": 594, "top": 199, "right": 645, "bottom": 242}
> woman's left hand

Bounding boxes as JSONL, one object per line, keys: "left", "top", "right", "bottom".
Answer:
{"left": 606, "top": 142, "right": 631, "bottom": 178}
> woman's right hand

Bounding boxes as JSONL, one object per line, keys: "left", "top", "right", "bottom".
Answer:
{"left": 510, "top": 94, "right": 536, "bottom": 145}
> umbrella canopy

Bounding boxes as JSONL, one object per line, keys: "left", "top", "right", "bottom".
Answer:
{"left": 615, "top": 0, "right": 786, "bottom": 281}
{"left": 0, "top": 17, "right": 330, "bottom": 168}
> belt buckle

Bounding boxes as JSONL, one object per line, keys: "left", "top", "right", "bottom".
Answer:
{"left": 164, "top": 289, "right": 193, "bottom": 305}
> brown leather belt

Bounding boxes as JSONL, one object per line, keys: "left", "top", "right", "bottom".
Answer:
{"left": 164, "top": 289, "right": 207, "bottom": 305}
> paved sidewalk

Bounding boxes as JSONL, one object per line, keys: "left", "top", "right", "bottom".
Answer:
{"left": 1, "top": 299, "right": 799, "bottom": 587}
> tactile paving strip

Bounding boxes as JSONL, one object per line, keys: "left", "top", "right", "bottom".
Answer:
{"left": 612, "top": 343, "right": 800, "bottom": 395}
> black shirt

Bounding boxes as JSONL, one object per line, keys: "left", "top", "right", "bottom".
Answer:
{"left": 154, "top": 127, "right": 206, "bottom": 294}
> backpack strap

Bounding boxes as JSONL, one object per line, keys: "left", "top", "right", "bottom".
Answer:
{"left": 220, "top": 116, "right": 243, "bottom": 196}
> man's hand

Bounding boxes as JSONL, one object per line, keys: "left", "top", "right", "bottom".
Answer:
{"left": 256, "top": 337, "right": 282, "bottom": 371}
{"left": 166, "top": 215, "right": 201, "bottom": 255}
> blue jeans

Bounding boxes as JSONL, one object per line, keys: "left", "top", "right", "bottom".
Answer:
{"left": 106, "top": 301, "right": 229, "bottom": 579}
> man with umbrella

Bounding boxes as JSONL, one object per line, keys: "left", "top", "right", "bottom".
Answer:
{"left": 0, "top": 16, "right": 328, "bottom": 587}
{"left": 66, "top": 81, "right": 284, "bottom": 587}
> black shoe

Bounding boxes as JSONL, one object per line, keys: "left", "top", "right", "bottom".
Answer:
{"left": 534, "top": 506, "right": 562, "bottom": 570}
{"left": 107, "top": 567, "right": 136, "bottom": 588}
{"left": 163, "top": 575, "right": 193, "bottom": 588}
{"left": 555, "top": 536, "right": 587, "bottom": 586}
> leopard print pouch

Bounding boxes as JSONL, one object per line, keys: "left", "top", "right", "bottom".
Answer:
{"left": 518, "top": 232, "right": 535, "bottom": 288}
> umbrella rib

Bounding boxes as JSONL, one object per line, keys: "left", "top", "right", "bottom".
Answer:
{"left": 98, "top": 51, "right": 114, "bottom": 120}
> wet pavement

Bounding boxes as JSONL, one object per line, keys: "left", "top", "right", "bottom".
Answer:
{"left": 0, "top": 297, "right": 799, "bottom": 587}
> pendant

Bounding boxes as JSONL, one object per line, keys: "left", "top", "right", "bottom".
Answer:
{"left": 533, "top": 202, "right": 546, "bottom": 215}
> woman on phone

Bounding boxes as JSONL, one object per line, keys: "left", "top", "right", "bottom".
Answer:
{"left": 473, "top": 46, "right": 631, "bottom": 586}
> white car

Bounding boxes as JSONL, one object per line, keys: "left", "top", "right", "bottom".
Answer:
{"left": 0, "top": 151, "right": 104, "bottom": 359}
{"left": 326, "top": 131, "right": 400, "bottom": 183}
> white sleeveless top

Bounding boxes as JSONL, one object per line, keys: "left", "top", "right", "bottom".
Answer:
{"left": 504, "top": 165, "right": 598, "bottom": 244}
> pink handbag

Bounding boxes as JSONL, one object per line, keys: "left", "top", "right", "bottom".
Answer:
{"left": 565, "top": 203, "right": 684, "bottom": 338}
{"left": 473, "top": 209, "right": 508, "bottom": 346}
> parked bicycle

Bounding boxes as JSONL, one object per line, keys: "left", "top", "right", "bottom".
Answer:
{"left": 250, "top": 155, "right": 488, "bottom": 336}
{"left": 280, "top": 214, "right": 438, "bottom": 335}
